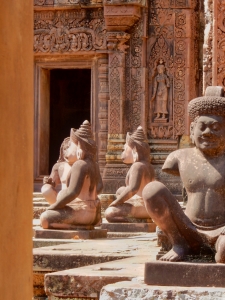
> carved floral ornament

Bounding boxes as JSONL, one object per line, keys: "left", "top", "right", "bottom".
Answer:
{"left": 34, "top": 9, "right": 107, "bottom": 53}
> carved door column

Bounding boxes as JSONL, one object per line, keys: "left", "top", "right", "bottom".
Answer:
{"left": 102, "top": 32, "right": 130, "bottom": 193}
{"left": 98, "top": 58, "right": 110, "bottom": 175}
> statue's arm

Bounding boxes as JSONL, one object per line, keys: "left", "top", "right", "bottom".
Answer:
{"left": 109, "top": 164, "right": 143, "bottom": 206}
{"left": 162, "top": 151, "right": 180, "bottom": 176}
{"left": 151, "top": 77, "right": 157, "bottom": 101}
{"left": 43, "top": 163, "right": 61, "bottom": 187}
{"left": 48, "top": 161, "right": 87, "bottom": 210}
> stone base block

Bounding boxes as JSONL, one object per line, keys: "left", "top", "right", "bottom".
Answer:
{"left": 33, "top": 227, "right": 107, "bottom": 239}
{"left": 145, "top": 261, "right": 225, "bottom": 287}
{"left": 101, "top": 222, "right": 156, "bottom": 232}
{"left": 99, "top": 280, "right": 225, "bottom": 300}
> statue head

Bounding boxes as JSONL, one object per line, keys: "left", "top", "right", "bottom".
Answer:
{"left": 57, "top": 137, "right": 71, "bottom": 163}
{"left": 70, "top": 120, "right": 97, "bottom": 161}
{"left": 188, "top": 86, "right": 225, "bottom": 156}
{"left": 122, "top": 126, "right": 150, "bottom": 164}
{"left": 157, "top": 64, "right": 165, "bottom": 74}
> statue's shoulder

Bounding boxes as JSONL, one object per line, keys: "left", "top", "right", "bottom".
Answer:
{"left": 162, "top": 148, "right": 193, "bottom": 176}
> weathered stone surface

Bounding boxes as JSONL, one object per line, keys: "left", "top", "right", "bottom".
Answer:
{"left": 33, "top": 234, "right": 157, "bottom": 272}
{"left": 101, "top": 222, "right": 156, "bottom": 232}
{"left": 33, "top": 238, "right": 92, "bottom": 248}
{"left": 99, "top": 281, "right": 225, "bottom": 300}
{"left": 145, "top": 261, "right": 225, "bottom": 287}
{"left": 44, "top": 256, "right": 155, "bottom": 299}
{"left": 33, "top": 234, "right": 157, "bottom": 298}
{"left": 33, "top": 227, "right": 107, "bottom": 239}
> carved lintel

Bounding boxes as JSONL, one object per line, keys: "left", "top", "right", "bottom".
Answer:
{"left": 104, "top": 4, "right": 141, "bottom": 31}
{"left": 103, "top": 0, "right": 146, "bottom": 6}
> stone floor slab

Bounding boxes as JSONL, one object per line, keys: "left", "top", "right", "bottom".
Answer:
{"left": 33, "top": 233, "right": 157, "bottom": 297}
{"left": 33, "top": 227, "right": 107, "bottom": 239}
{"left": 99, "top": 280, "right": 225, "bottom": 300}
{"left": 44, "top": 256, "right": 156, "bottom": 299}
{"left": 101, "top": 222, "right": 156, "bottom": 232}
{"left": 145, "top": 261, "right": 225, "bottom": 287}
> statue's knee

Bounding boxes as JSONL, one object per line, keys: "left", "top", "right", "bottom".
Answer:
{"left": 215, "top": 236, "right": 225, "bottom": 263}
{"left": 143, "top": 181, "right": 167, "bottom": 203}
{"left": 40, "top": 211, "right": 50, "bottom": 229}
{"left": 41, "top": 184, "right": 52, "bottom": 194}
{"left": 105, "top": 207, "right": 118, "bottom": 222}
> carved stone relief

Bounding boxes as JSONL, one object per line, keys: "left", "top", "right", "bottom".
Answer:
{"left": 125, "top": 17, "right": 144, "bottom": 132}
{"left": 215, "top": 0, "right": 225, "bottom": 89}
{"left": 148, "top": 0, "right": 199, "bottom": 142}
{"left": 202, "top": 0, "right": 212, "bottom": 91}
{"left": 34, "top": 9, "right": 107, "bottom": 53}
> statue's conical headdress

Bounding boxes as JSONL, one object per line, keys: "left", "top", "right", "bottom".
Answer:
{"left": 71, "top": 120, "right": 97, "bottom": 153}
{"left": 126, "top": 126, "right": 148, "bottom": 148}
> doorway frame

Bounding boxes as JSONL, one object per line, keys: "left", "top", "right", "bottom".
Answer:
{"left": 34, "top": 57, "right": 100, "bottom": 190}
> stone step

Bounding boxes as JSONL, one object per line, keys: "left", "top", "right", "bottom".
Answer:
{"left": 101, "top": 222, "right": 156, "bottom": 233}
{"left": 33, "top": 192, "right": 43, "bottom": 198}
{"left": 33, "top": 234, "right": 158, "bottom": 298}
{"left": 33, "top": 202, "right": 49, "bottom": 207}
{"left": 33, "top": 227, "right": 107, "bottom": 240}
{"left": 33, "top": 197, "right": 47, "bottom": 203}
{"left": 99, "top": 280, "right": 225, "bottom": 300}
{"left": 44, "top": 256, "right": 155, "bottom": 299}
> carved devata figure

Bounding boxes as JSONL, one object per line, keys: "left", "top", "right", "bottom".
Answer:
{"left": 40, "top": 120, "right": 103, "bottom": 229}
{"left": 41, "top": 137, "right": 73, "bottom": 204}
{"left": 143, "top": 86, "right": 225, "bottom": 263}
{"left": 105, "top": 126, "right": 155, "bottom": 222}
{"left": 151, "top": 63, "right": 170, "bottom": 121}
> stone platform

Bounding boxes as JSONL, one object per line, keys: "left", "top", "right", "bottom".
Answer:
{"left": 33, "top": 234, "right": 157, "bottom": 298}
{"left": 145, "top": 261, "right": 225, "bottom": 287}
{"left": 99, "top": 280, "right": 225, "bottom": 300}
{"left": 33, "top": 226, "right": 107, "bottom": 240}
{"left": 101, "top": 222, "right": 156, "bottom": 233}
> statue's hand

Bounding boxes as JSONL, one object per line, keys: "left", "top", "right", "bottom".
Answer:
{"left": 43, "top": 176, "right": 54, "bottom": 186}
{"left": 151, "top": 96, "right": 155, "bottom": 102}
{"left": 47, "top": 203, "right": 58, "bottom": 210}
{"left": 109, "top": 199, "right": 123, "bottom": 207}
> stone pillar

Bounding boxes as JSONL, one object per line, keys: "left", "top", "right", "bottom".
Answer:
{"left": 0, "top": 1, "right": 33, "bottom": 299}
{"left": 98, "top": 58, "right": 109, "bottom": 175}
{"left": 102, "top": 32, "right": 130, "bottom": 194}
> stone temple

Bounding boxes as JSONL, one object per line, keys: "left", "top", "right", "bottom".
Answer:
{"left": 2, "top": 0, "right": 225, "bottom": 299}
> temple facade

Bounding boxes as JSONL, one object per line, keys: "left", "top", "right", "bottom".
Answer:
{"left": 33, "top": 0, "right": 221, "bottom": 196}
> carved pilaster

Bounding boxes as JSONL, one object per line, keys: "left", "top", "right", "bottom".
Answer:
{"left": 98, "top": 58, "right": 109, "bottom": 175}
{"left": 147, "top": 0, "right": 199, "bottom": 161}
{"left": 102, "top": 32, "right": 130, "bottom": 193}
{"left": 212, "top": 0, "right": 225, "bottom": 89}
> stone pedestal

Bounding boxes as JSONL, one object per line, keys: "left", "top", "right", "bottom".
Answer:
{"left": 33, "top": 227, "right": 107, "bottom": 239}
{"left": 144, "top": 261, "right": 225, "bottom": 287}
{"left": 101, "top": 222, "right": 156, "bottom": 233}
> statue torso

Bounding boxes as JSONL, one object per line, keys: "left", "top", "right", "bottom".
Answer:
{"left": 163, "top": 148, "right": 225, "bottom": 228}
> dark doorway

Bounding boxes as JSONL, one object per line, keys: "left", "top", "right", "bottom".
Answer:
{"left": 49, "top": 69, "right": 91, "bottom": 172}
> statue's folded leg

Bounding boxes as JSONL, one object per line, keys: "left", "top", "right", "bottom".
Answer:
{"left": 105, "top": 204, "right": 133, "bottom": 223}
{"left": 40, "top": 201, "right": 99, "bottom": 229}
{"left": 215, "top": 233, "right": 225, "bottom": 263}
{"left": 41, "top": 184, "right": 57, "bottom": 205}
{"left": 143, "top": 181, "right": 204, "bottom": 261}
